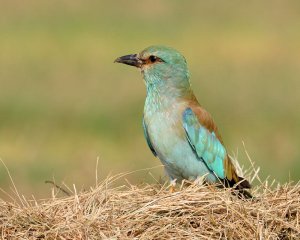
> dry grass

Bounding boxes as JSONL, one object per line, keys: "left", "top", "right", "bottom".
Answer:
{"left": 0, "top": 167, "right": 299, "bottom": 240}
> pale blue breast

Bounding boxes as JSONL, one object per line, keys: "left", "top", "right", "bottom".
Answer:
{"left": 144, "top": 101, "right": 218, "bottom": 183}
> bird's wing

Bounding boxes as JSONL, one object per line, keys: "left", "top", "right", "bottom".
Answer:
{"left": 182, "top": 106, "right": 251, "bottom": 198}
{"left": 182, "top": 107, "right": 228, "bottom": 180}
{"left": 143, "top": 117, "right": 157, "bottom": 157}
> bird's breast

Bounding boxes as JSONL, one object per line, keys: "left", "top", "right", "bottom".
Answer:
{"left": 144, "top": 100, "right": 187, "bottom": 159}
{"left": 143, "top": 98, "right": 217, "bottom": 182}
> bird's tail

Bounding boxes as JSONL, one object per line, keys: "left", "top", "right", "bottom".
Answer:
{"left": 222, "top": 155, "right": 253, "bottom": 199}
{"left": 237, "top": 176, "right": 251, "bottom": 189}
{"left": 220, "top": 176, "right": 253, "bottom": 199}
{"left": 219, "top": 176, "right": 252, "bottom": 199}
{"left": 235, "top": 176, "right": 253, "bottom": 199}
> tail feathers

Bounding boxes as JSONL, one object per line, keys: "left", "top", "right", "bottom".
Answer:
{"left": 221, "top": 176, "right": 251, "bottom": 189}
{"left": 220, "top": 176, "right": 253, "bottom": 199}
{"left": 223, "top": 155, "right": 253, "bottom": 199}
{"left": 236, "top": 188, "right": 253, "bottom": 199}
{"left": 237, "top": 176, "right": 251, "bottom": 189}
{"left": 235, "top": 177, "right": 253, "bottom": 199}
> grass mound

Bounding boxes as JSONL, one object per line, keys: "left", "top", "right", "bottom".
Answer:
{"left": 0, "top": 172, "right": 299, "bottom": 239}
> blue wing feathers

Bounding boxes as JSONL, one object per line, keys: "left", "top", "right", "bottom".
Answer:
{"left": 182, "top": 108, "right": 226, "bottom": 179}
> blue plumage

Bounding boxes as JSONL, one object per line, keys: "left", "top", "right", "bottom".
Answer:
{"left": 183, "top": 107, "right": 226, "bottom": 179}
{"left": 115, "top": 45, "right": 251, "bottom": 197}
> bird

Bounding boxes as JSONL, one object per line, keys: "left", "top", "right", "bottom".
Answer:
{"left": 115, "top": 45, "right": 252, "bottom": 198}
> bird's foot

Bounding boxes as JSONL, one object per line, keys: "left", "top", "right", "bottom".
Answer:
{"left": 169, "top": 179, "right": 177, "bottom": 193}
{"left": 193, "top": 175, "right": 206, "bottom": 186}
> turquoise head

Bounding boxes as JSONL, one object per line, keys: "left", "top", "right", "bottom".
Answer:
{"left": 115, "top": 45, "right": 191, "bottom": 96}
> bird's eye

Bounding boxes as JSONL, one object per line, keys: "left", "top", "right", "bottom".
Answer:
{"left": 149, "top": 55, "right": 157, "bottom": 63}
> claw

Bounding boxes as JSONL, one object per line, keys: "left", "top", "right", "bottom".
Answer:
{"left": 169, "top": 179, "right": 177, "bottom": 193}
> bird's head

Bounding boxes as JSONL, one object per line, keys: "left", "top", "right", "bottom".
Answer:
{"left": 115, "top": 46, "right": 191, "bottom": 94}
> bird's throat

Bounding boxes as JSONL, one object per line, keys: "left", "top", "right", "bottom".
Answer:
{"left": 144, "top": 83, "right": 194, "bottom": 116}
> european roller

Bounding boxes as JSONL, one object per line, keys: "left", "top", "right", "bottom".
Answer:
{"left": 115, "top": 45, "right": 252, "bottom": 198}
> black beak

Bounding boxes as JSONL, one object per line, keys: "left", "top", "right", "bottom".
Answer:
{"left": 114, "top": 54, "right": 142, "bottom": 68}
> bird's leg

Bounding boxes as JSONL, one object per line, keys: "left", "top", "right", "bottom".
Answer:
{"left": 193, "top": 175, "right": 206, "bottom": 186}
{"left": 169, "top": 179, "right": 177, "bottom": 193}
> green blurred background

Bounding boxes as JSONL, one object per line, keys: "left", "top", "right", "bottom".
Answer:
{"left": 0, "top": 1, "right": 299, "bottom": 199}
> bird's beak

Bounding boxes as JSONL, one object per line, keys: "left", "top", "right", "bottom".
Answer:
{"left": 114, "top": 54, "right": 142, "bottom": 68}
